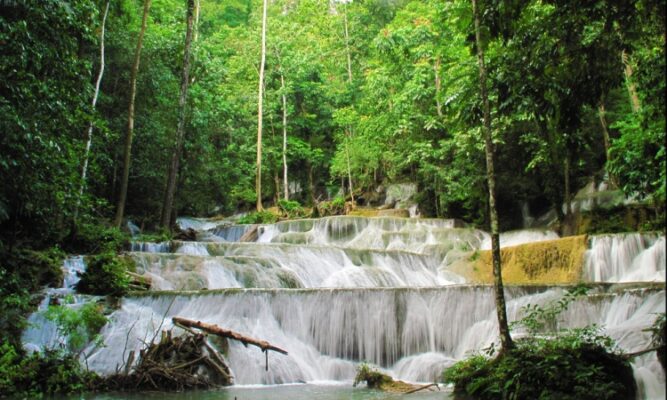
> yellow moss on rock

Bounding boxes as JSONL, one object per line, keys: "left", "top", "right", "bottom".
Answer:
{"left": 450, "top": 235, "right": 588, "bottom": 284}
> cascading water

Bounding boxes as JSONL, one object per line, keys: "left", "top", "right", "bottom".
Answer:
{"left": 22, "top": 256, "right": 91, "bottom": 353}
{"left": 26, "top": 216, "right": 666, "bottom": 398}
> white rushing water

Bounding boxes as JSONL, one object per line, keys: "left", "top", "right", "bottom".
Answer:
{"left": 22, "top": 256, "right": 91, "bottom": 353}
{"left": 584, "top": 233, "right": 666, "bottom": 282}
{"left": 22, "top": 216, "right": 667, "bottom": 399}
{"left": 86, "top": 286, "right": 664, "bottom": 388}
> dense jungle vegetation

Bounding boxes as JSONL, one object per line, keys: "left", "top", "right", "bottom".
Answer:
{"left": 1, "top": 0, "right": 664, "bottom": 247}
{"left": 0, "top": 0, "right": 664, "bottom": 396}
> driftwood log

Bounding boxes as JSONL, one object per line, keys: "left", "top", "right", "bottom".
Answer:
{"left": 239, "top": 225, "right": 259, "bottom": 242}
{"left": 172, "top": 317, "right": 288, "bottom": 355}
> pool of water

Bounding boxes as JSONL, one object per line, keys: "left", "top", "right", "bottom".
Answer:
{"left": 58, "top": 383, "right": 452, "bottom": 400}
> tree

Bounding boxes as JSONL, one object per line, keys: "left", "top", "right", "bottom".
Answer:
{"left": 472, "top": 0, "right": 513, "bottom": 352}
{"left": 114, "top": 0, "right": 152, "bottom": 228}
{"left": 75, "top": 0, "right": 110, "bottom": 222}
{"left": 255, "top": 0, "right": 268, "bottom": 211}
{"left": 160, "top": 0, "right": 197, "bottom": 229}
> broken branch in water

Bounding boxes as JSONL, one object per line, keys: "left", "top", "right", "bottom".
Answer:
{"left": 172, "top": 317, "right": 288, "bottom": 355}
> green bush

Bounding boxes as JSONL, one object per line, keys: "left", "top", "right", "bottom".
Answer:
{"left": 45, "top": 297, "right": 108, "bottom": 353}
{"left": 0, "top": 341, "right": 99, "bottom": 397}
{"left": 238, "top": 211, "right": 278, "bottom": 224}
{"left": 647, "top": 313, "right": 666, "bottom": 370}
{"left": 444, "top": 332, "right": 636, "bottom": 400}
{"left": 76, "top": 252, "right": 132, "bottom": 296}
{"left": 0, "top": 247, "right": 65, "bottom": 347}
{"left": 444, "top": 287, "right": 637, "bottom": 400}
{"left": 353, "top": 363, "right": 392, "bottom": 388}
{"left": 66, "top": 222, "right": 129, "bottom": 254}
{"left": 278, "top": 199, "right": 308, "bottom": 219}
{"left": 318, "top": 196, "right": 346, "bottom": 216}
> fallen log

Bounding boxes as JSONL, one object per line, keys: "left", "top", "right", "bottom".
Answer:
{"left": 172, "top": 317, "right": 288, "bottom": 355}
{"left": 239, "top": 225, "right": 259, "bottom": 242}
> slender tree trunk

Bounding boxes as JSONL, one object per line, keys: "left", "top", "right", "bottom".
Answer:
{"left": 434, "top": 56, "right": 443, "bottom": 117}
{"left": 564, "top": 151, "right": 572, "bottom": 217}
{"left": 280, "top": 71, "right": 289, "bottom": 201}
{"left": 621, "top": 50, "right": 641, "bottom": 112}
{"left": 160, "top": 0, "right": 196, "bottom": 229}
{"left": 598, "top": 102, "right": 611, "bottom": 164}
{"left": 345, "top": 131, "right": 355, "bottom": 204}
{"left": 472, "top": 0, "right": 513, "bottom": 352}
{"left": 535, "top": 115, "right": 565, "bottom": 224}
{"left": 256, "top": 0, "right": 268, "bottom": 212}
{"left": 115, "top": 0, "right": 152, "bottom": 228}
{"left": 343, "top": 2, "right": 353, "bottom": 84}
{"left": 75, "top": 0, "right": 110, "bottom": 221}
{"left": 194, "top": 0, "right": 200, "bottom": 42}
{"left": 598, "top": 100, "right": 618, "bottom": 188}
{"left": 342, "top": 3, "right": 355, "bottom": 204}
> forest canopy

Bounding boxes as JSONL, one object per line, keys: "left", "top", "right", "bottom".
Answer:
{"left": 0, "top": 0, "right": 664, "bottom": 246}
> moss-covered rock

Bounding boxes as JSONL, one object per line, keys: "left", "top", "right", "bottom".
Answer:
{"left": 448, "top": 235, "right": 588, "bottom": 284}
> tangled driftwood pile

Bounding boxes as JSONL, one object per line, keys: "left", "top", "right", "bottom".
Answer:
{"left": 105, "top": 329, "right": 232, "bottom": 391}
{"left": 103, "top": 317, "right": 288, "bottom": 392}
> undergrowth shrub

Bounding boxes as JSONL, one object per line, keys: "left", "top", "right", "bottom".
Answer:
{"left": 277, "top": 199, "right": 308, "bottom": 219}
{"left": 76, "top": 252, "right": 133, "bottom": 296}
{"left": 0, "top": 342, "right": 99, "bottom": 397}
{"left": 45, "top": 297, "right": 108, "bottom": 353}
{"left": 353, "top": 363, "right": 392, "bottom": 388}
{"left": 444, "top": 286, "right": 637, "bottom": 400}
{"left": 238, "top": 210, "right": 278, "bottom": 224}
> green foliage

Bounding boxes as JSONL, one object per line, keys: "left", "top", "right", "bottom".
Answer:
{"left": 66, "top": 222, "right": 130, "bottom": 254}
{"left": 353, "top": 363, "right": 392, "bottom": 389}
{"left": 445, "top": 287, "right": 636, "bottom": 399}
{"left": 76, "top": 252, "right": 132, "bottom": 296}
{"left": 318, "top": 196, "right": 346, "bottom": 217}
{"left": 647, "top": 313, "right": 666, "bottom": 369}
{"left": 45, "top": 297, "right": 108, "bottom": 353}
{"left": 0, "top": 341, "right": 99, "bottom": 397}
{"left": 238, "top": 211, "right": 278, "bottom": 225}
{"left": 444, "top": 331, "right": 635, "bottom": 400}
{"left": 510, "top": 285, "right": 590, "bottom": 335}
{"left": 277, "top": 199, "right": 308, "bottom": 219}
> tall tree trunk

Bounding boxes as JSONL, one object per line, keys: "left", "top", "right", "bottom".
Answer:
{"left": 344, "top": 131, "right": 355, "bottom": 204}
{"left": 280, "top": 71, "right": 289, "bottom": 201}
{"left": 598, "top": 101, "right": 611, "bottom": 164}
{"left": 160, "top": 0, "right": 196, "bottom": 229}
{"left": 115, "top": 0, "right": 152, "bottom": 228}
{"left": 564, "top": 151, "right": 572, "bottom": 217}
{"left": 472, "top": 0, "right": 513, "bottom": 353}
{"left": 621, "top": 50, "right": 641, "bottom": 112}
{"left": 343, "top": 2, "right": 353, "bottom": 84}
{"left": 255, "top": 0, "right": 268, "bottom": 212}
{"left": 75, "top": 0, "right": 110, "bottom": 221}
{"left": 434, "top": 56, "right": 443, "bottom": 117}
{"left": 342, "top": 3, "right": 355, "bottom": 204}
{"left": 598, "top": 99, "right": 617, "bottom": 188}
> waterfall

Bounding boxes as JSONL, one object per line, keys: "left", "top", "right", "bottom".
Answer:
{"left": 85, "top": 286, "right": 664, "bottom": 387}
{"left": 22, "top": 256, "right": 90, "bottom": 352}
{"left": 584, "top": 233, "right": 665, "bottom": 282}
{"left": 22, "top": 216, "right": 666, "bottom": 398}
